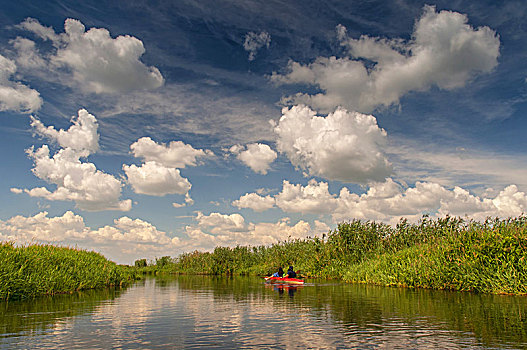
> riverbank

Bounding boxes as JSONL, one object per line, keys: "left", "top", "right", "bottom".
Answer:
{"left": 1, "top": 242, "right": 138, "bottom": 301}
{"left": 344, "top": 216, "right": 527, "bottom": 294}
{"left": 136, "top": 216, "right": 527, "bottom": 295}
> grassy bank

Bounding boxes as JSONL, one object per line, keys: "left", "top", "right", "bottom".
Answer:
{"left": 136, "top": 216, "right": 527, "bottom": 295}
{"left": 0, "top": 242, "right": 138, "bottom": 301}
{"left": 344, "top": 217, "right": 527, "bottom": 294}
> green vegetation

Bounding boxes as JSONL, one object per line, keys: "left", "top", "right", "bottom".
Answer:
{"left": 345, "top": 216, "right": 527, "bottom": 294}
{"left": 137, "top": 216, "right": 527, "bottom": 295}
{"left": 0, "top": 242, "right": 138, "bottom": 301}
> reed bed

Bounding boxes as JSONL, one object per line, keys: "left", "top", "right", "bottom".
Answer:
{"left": 0, "top": 242, "right": 138, "bottom": 301}
{"left": 136, "top": 215, "right": 527, "bottom": 295}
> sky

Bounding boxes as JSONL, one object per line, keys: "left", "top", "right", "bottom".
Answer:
{"left": 1, "top": 0, "right": 527, "bottom": 264}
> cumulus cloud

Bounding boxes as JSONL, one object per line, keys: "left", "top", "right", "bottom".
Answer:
{"left": 173, "top": 193, "right": 194, "bottom": 208}
{"left": 195, "top": 211, "right": 247, "bottom": 234}
{"left": 0, "top": 211, "right": 178, "bottom": 264}
{"left": 25, "top": 146, "right": 131, "bottom": 211}
{"left": 17, "top": 17, "right": 59, "bottom": 42}
{"left": 16, "top": 17, "right": 164, "bottom": 94}
{"left": 233, "top": 179, "right": 338, "bottom": 214}
{"left": 0, "top": 54, "right": 42, "bottom": 113}
{"left": 182, "top": 212, "right": 328, "bottom": 251}
{"left": 273, "top": 105, "right": 391, "bottom": 183}
{"left": 0, "top": 210, "right": 330, "bottom": 264}
{"left": 275, "top": 180, "right": 338, "bottom": 213}
{"left": 244, "top": 31, "right": 271, "bottom": 61}
{"left": 234, "top": 178, "right": 527, "bottom": 225}
{"left": 30, "top": 109, "right": 99, "bottom": 153}
{"left": 332, "top": 180, "right": 527, "bottom": 224}
{"left": 272, "top": 6, "right": 500, "bottom": 113}
{"left": 229, "top": 143, "right": 277, "bottom": 174}
{"left": 9, "top": 37, "right": 47, "bottom": 70}
{"left": 123, "top": 161, "right": 191, "bottom": 196}
{"left": 130, "top": 137, "right": 213, "bottom": 168}
{"left": 18, "top": 110, "right": 131, "bottom": 211}
{"left": 232, "top": 192, "right": 275, "bottom": 212}
{"left": 124, "top": 137, "right": 212, "bottom": 197}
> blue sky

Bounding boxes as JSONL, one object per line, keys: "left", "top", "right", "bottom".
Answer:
{"left": 1, "top": 0, "right": 526, "bottom": 264}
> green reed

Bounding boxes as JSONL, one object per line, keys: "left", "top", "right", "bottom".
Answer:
{"left": 0, "top": 242, "right": 138, "bottom": 301}
{"left": 343, "top": 216, "right": 527, "bottom": 294}
{"left": 134, "top": 215, "right": 527, "bottom": 295}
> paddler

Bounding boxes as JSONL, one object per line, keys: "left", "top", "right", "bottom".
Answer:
{"left": 284, "top": 266, "right": 296, "bottom": 278}
{"left": 272, "top": 267, "right": 284, "bottom": 277}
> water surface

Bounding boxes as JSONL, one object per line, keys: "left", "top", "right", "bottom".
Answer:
{"left": 1, "top": 276, "right": 526, "bottom": 349}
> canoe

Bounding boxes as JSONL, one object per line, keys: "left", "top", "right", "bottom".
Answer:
{"left": 264, "top": 276, "right": 305, "bottom": 285}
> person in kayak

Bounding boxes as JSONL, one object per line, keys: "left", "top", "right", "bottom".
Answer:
{"left": 272, "top": 267, "right": 284, "bottom": 277}
{"left": 284, "top": 266, "right": 296, "bottom": 278}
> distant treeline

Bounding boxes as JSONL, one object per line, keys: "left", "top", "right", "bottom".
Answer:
{"left": 137, "top": 216, "right": 527, "bottom": 295}
{"left": 1, "top": 242, "right": 138, "bottom": 301}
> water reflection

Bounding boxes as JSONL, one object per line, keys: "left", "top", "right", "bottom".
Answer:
{"left": 1, "top": 276, "right": 526, "bottom": 349}
{"left": 0, "top": 288, "right": 123, "bottom": 339}
{"left": 265, "top": 284, "right": 302, "bottom": 298}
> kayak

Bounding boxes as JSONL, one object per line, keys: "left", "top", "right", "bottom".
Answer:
{"left": 264, "top": 276, "right": 305, "bottom": 285}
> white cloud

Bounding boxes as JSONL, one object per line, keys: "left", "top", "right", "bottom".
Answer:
{"left": 333, "top": 180, "right": 527, "bottom": 224}
{"left": 275, "top": 180, "right": 338, "bottom": 214}
{"left": 0, "top": 54, "right": 42, "bottom": 113}
{"left": 125, "top": 137, "right": 212, "bottom": 197}
{"left": 0, "top": 211, "right": 178, "bottom": 264}
{"left": 9, "top": 37, "right": 47, "bottom": 70}
{"left": 25, "top": 146, "right": 131, "bottom": 211}
{"left": 173, "top": 193, "right": 194, "bottom": 208}
{"left": 130, "top": 137, "right": 213, "bottom": 168}
{"left": 0, "top": 209, "right": 330, "bottom": 264}
{"left": 195, "top": 211, "right": 247, "bottom": 234}
{"left": 232, "top": 192, "right": 275, "bottom": 212}
{"left": 123, "top": 161, "right": 191, "bottom": 196}
{"left": 243, "top": 31, "right": 271, "bottom": 61}
{"left": 17, "top": 17, "right": 164, "bottom": 94}
{"left": 229, "top": 143, "right": 277, "bottom": 174}
{"left": 31, "top": 109, "right": 99, "bottom": 153}
{"left": 182, "top": 212, "right": 328, "bottom": 251}
{"left": 236, "top": 178, "right": 527, "bottom": 225}
{"left": 93, "top": 216, "right": 174, "bottom": 244}
{"left": 272, "top": 6, "right": 500, "bottom": 113}
{"left": 17, "top": 17, "right": 60, "bottom": 42}
{"left": 273, "top": 105, "right": 391, "bottom": 183}
{"left": 18, "top": 109, "right": 131, "bottom": 211}
{"left": 0, "top": 211, "right": 87, "bottom": 242}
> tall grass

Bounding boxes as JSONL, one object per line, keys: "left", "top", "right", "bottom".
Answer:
{"left": 345, "top": 216, "right": 527, "bottom": 294}
{"left": 134, "top": 215, "right": 527, "bottom": 295}
{"left": 0, "top": 242, "right": 138, "bottom": 301}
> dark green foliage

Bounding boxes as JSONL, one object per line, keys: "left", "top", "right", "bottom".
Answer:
{"left": 134, "top": 259, "right": 147, "bottom": 268}
{"left": 155, "top": 256, "right": 172, "bottom": 268}
{"left": 133, "top": 216, "right": 527, "bottom": 295}
{"left": 0, "top": 242, "right": 138, "bottom": 301}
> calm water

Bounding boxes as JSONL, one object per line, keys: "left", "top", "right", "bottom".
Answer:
{"left": 1, "top": 276, "right": 526, "bottom": 349}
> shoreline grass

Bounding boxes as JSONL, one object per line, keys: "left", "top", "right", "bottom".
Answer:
{"left": 0, "top": 242, "right": 138, "bottom": 301}
{"left": 344, "top": 217, "right": 527, "bottom": 294}
{"left": 136, "top": 216, "right": 527, "bottom": 295}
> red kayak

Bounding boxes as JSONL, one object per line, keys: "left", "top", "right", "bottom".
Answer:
{"left": 264, "top": 276, "right": 305, "bottom": 285}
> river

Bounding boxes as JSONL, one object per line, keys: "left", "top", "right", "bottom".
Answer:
{"left": 1, "top": 275, "right": 526, "bottom": 349}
